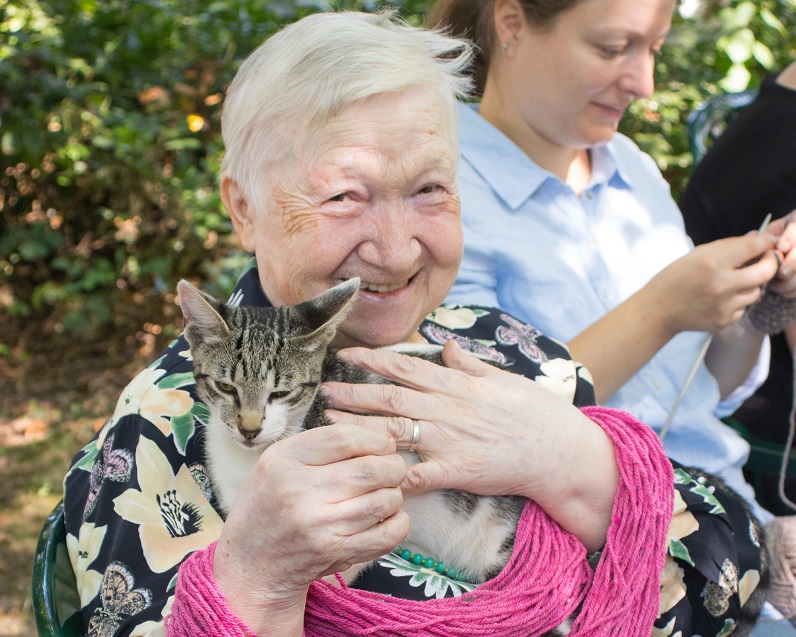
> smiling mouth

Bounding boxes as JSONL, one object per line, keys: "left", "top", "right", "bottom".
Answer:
{"left": 357, "top": 279, "right": 411, "bottom": 293}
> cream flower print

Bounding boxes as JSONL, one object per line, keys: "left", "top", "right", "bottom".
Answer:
{"left": 426, "top": 306, "right": 485, "bottom": 329}
{"left": 130, "top": 594, "right": 175, "bottom": 637}
{"left": 377, "top": 552, "right": 476, "bottom": 599}
{"left": 113, "top": 436, "right": 223, "bottom": 573}
{"left": 66, "top": 522, "right": 107, "bottom": 607}
{"left": 534, "top": 358, "right": 578, "bottom": 402}
{"left": 577, "top": 364, "right": 594, "bottom": 386}
{"left": 658, "top": 555, "right": 686, "bottom": 617}
{"left": 128, "top": 370, "right": 195, "bottom": 440}
{"left": 738, "top": 568, "right": 761, "bottom": 607}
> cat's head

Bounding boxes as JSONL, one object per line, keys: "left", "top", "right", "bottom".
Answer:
{"left": 177, "top": 278, "right": 360, "bottom": 449}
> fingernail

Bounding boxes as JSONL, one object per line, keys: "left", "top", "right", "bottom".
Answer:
{"left": 336, "top": 349, "right": 352, "bottom": 361}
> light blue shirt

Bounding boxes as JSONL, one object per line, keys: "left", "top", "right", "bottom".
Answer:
{"left": 449, "top": 103, "right": 771, "bottom": 521}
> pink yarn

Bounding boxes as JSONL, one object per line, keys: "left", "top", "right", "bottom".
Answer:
{"left": 166, "top": 541, "right": 258, "bottom": 636}
{"left": 168, "top": 406, "right": 673, "bottom": 637}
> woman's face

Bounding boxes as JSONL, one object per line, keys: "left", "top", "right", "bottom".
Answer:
{"left": 503, "top": 0, "right": 675, "bottom": 149}
{"left": 227, "top": 87, "right": 463, "bottom": 348}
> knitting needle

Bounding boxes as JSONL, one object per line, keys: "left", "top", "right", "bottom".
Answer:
{"left": 659, "top": 212, "right": 773, "bottom": 441}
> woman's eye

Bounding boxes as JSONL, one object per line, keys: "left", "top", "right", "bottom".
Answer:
{"left": 599, "top": 46, "right": 624, "bottom": 58}
{"left": 216, "top": 381, "right": 236, "bottom": 394}
{"left": 269, "top": 390, "right": 291, "bottom": 401}
{"left": 416, "top": 184, "right": 440, "bottom": 195}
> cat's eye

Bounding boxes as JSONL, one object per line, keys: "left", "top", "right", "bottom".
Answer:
{"left": 216, "top": 381, "right": 237, "bottom": 394}
{"left": 269, "top": 390, "right": 291, "bottom": 401}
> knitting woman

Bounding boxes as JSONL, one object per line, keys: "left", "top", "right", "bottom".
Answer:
{"left": 63, "top": 11, "right": 770, "bottom": 636}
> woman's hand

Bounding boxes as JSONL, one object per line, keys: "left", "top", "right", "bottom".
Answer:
{"left": 766, "top": 211, "right": 796, "bottom": 298}
{"left": 322, "top": 340, "right": 619, "bottom": 552}
{"left": 648, "top": 232, "right": 779, "bottom": 335}
{"left": 213, "top": 423, "right": 410, "bottom": 635}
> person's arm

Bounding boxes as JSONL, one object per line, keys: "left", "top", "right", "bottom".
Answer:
{"left": 704, "top": 316, "right": 767, "bottom": 399}
{"left": 776, "top": 60, "right": 796, "bottom": 89}
{"left": 322, "top": 341, "right": 620, "bottom": 553}
{"left": 568, "top": 233, "right": 778, "bottom": 403}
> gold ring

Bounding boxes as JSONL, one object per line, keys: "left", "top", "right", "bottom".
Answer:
{"left": 409, "top": 420, "right": 420, "bottom": 452}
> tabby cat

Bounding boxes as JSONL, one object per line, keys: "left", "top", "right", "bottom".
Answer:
{"left": 178, "top": 277, "right": 527, "bottom": 587}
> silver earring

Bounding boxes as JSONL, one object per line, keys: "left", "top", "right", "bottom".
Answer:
{"left": 501, "top": 42, "right": 509, "bottom": 54}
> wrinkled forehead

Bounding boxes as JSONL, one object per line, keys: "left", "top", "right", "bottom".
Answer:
{"left": 294, "top": 87, "right": 458, "bottom": 173}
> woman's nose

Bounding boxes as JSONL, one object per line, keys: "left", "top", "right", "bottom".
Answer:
{"left": 618, "top": 53, "right": 656, "bottom": 99}
{"left": 357, "top": 203, "right": 422, "bottom": 271}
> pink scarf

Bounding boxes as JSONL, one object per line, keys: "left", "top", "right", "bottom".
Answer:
{"left": 168, "top": 406, "right": 673, "bottom": 636}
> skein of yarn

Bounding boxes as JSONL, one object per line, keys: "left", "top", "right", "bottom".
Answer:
{"left": 746, "top": 289, "right": 796, "bottom": 335}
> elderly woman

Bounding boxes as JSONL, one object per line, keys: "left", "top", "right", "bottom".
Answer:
{"left": 63, "top": 11, "right": 766, "bottom": 637}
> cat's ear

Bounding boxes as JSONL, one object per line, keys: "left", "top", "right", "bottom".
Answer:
{"left": 177, "top": 280, "right": 230, "bottom": 347}
{"left": 294, "top": 277, "right": 360, "bottom": 350}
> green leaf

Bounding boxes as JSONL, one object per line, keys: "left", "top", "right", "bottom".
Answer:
{"left": 171, "top": 412, "right": 196, "bottom": 455}
{"left": 164, "top": 138, "right": 203, "bottom": 150}
{"left": 720, "top": 28, "right": 754, "bottom": 64}
{"left": 668, "top": 538, "right": 695, "bottom": 567}
{"left": 751, "top": 41, "right": 775, "bottom": 70}
{"left": 157, "top": 372, "right": 196, "bottom": 390}
{"left": 719, "top": 63, "right": 752, "bottom": 92}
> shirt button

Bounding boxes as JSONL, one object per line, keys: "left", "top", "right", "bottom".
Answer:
{"left": 652, "top": 381, "right": 662, "bottom": 391}
{"left": 585, "top": 191, "right": 594, "bottom": 199}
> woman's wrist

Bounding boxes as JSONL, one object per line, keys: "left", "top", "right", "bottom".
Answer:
{"left": 168, "top": 542, "right": 306, "bottom": 637}
{"left": 212, "top": 539, "right": 308, "bottom": 636}
{"left": 519, "top": 403, "right": 619, "bottom": 552}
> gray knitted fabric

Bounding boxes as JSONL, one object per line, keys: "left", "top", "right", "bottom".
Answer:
{"left": 747, "top": 289, "right": 796, "bottom": 335}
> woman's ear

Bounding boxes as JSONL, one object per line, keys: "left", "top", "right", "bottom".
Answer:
{"left": 493, "top": 0, "right": 525, "bottom": 49}
{"left": 221, "top": 175, "right": 256, "bottom": 252}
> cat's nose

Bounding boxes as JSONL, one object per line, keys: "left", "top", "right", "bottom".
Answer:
{"left": 238, "top": 412, "right": 263, "bottom": 439}
{"left": 238, "top": 427, "right": 261, "bottom": 440}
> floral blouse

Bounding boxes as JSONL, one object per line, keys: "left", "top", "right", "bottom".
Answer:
{"left": 62, "top": 261, "right": 764, "bottom": 636}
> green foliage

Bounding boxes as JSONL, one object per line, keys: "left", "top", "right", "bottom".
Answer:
{"left": 620, "top": 0, "right": 796, "bottom": 196}
{"left": 1, "top": 0, "right": 794, "bottom": 337}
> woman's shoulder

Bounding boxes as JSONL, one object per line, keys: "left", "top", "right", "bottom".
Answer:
{"left": 66, "top": 335, "right": 204, "bottom": 475}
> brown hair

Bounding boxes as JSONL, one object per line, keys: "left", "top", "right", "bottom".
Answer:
{"left": 427, "top": 0, "right": 583, "bottom": 95}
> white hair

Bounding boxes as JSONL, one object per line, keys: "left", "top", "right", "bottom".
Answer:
{"left": 220, "top": 10, "right": 474, "bottom": 209}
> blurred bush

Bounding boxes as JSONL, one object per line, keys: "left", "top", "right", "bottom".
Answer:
{"left": 621, "top": 0, "right": 795, "bottom": 195}
{"left": 1, "top": 0, "right": 794, "bottom": 340}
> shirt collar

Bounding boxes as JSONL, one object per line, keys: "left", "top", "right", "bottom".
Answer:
{"left": 228, "top": 256, "right": 272, "bottom": 308}
{"left": 457, "top": 102, "right": 632, "bottom": 209}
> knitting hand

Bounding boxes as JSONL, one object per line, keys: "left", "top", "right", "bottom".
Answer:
{"left": 647, "top": 232, "right": 779, "bottom": 335}
{"left": 765, "top": 211, "right": 796, "bottom": 298}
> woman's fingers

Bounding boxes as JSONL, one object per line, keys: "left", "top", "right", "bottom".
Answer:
{"left": 323, "top": 510, "right": 411, "bottom": 576}
{"left": 322, "top": 379, "right": 429, "bottom": 419}
{"left": 324, "top": 411, "right": 419, "bottom": 451}
{"left": 326, "top": 486, "right": 405, "bottom": 534}
{"left": 285, "top": 421, "right": 397, "bottom": 465}
{"left": 439, "top": 338, "right": 498, "bottom": 376}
